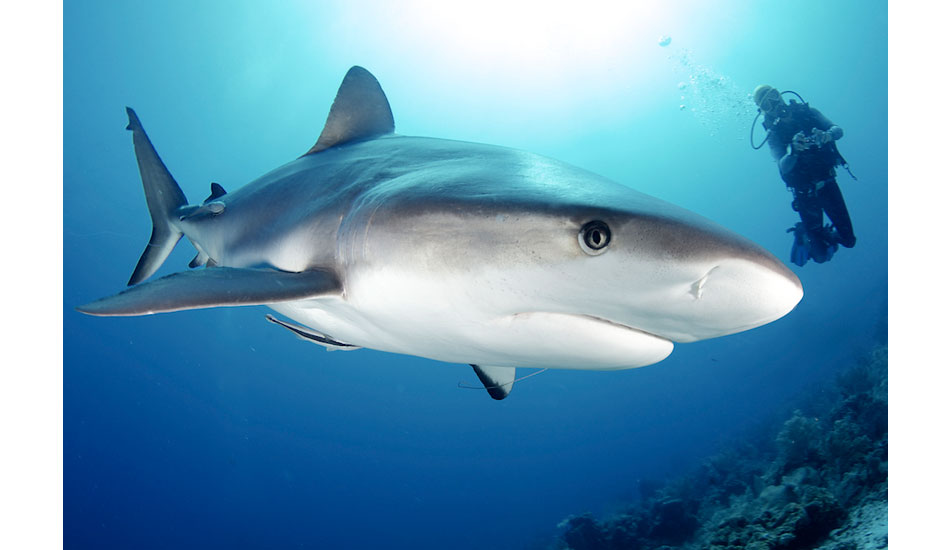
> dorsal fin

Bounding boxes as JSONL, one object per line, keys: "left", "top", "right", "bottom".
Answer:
{"left": 303, "top": 66, "right": 395, "bottom": 156}
{"left": 205, "top": 182, "right": 226, "bottom": 203}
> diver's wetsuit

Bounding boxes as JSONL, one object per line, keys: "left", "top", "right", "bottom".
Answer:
{"left": 763, "top": 102, "right": 856, "bottom": 263}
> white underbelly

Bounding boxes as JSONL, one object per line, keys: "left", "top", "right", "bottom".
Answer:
{"left": 268, "top": 295, "right": 673, "bottom": 371}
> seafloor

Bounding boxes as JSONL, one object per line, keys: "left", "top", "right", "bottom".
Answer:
{"left": 551, "top": 343, "right": 888, "bottom": 550}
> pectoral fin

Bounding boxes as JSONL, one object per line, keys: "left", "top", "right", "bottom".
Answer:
{"left": 77, "top": 267, "right": 341, "bottom": 316}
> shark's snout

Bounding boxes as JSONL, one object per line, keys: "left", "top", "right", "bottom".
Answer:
{"left": 587, "top": 212, "right": 803, "bottom": 345}
{"left": 606, "top": 252, "right": 802, "bottom": 345}
{"left": 576, "top": 212, "right": 803, "bottom": 345}
{"left": 678, "top": 255, "right": 802, "bottom": 342}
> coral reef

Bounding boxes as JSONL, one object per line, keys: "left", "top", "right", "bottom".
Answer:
{"left": 554, "top": 345, "right": 888, "bottom": 550}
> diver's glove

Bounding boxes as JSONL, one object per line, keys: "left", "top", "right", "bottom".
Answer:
{"left": 811, "top": 128, "right": 833, "bottom": 146}
{"left": 787, "top": 223, "right": 809, "bottom": 267}
{"left": 792, "top": 131, "right": 809, "bottom": 152}
{"left": 794, "top": 129, "right": 831, "bottom": 151}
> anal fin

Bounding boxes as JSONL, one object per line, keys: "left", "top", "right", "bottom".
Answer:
{"left": 470, "top": 364, "right": 516, "bottom": 400}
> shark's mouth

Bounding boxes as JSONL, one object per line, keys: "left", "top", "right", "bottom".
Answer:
{"left": 574, "top": 313, "right": 663, "bottom": 340}
{"left": 503, "top": 311, "right": 674, "bottom": 370}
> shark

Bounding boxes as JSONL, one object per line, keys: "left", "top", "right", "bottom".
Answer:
{"left": 78, "top": 66, "right": 803, "bottom": 400}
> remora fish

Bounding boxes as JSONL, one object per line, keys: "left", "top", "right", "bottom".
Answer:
{"left": 78, "top": 66, "right": 803, "bottom": 399}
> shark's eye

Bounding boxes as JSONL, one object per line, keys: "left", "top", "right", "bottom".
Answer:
{"left": 579, "top": 220, "right": 611, "bottom": 255}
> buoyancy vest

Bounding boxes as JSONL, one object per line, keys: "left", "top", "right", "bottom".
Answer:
{"left": 763, "top": 101, "right": 848, "bottom": 186}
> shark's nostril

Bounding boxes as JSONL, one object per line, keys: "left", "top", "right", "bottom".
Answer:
{"left": 688, "top": 266, "right": 719, "bottom": 300}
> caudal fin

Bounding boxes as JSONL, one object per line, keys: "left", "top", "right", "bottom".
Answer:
{"left": 125, "top": 107, "right": 189, "bottom": 285}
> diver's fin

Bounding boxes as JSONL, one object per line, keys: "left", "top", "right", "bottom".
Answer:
{"left": 470, "top": 364, "right": 516, "bottom": 400}
{"left": 205, "top": 182, "right": 227, "bottom": 203}
{"left": 125, "top": 107, "right": 189, "bottom": 286}
{"left": 809, "top": 227, "right": 838, "bottom": 264}
{"left": 265, "top": 314, "right": 360, "bottom": 351}
{"left": 77, "top": 267, "right": 341, "bottom": 317}
{"left": 302, "top": 66, "right": 395, "bottom": 156}
{"left": 787, "top": 223, "right": 809, "bottom": 267}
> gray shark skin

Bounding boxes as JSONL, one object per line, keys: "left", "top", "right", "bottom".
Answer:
{"left": 78, "top": 66, "right": 803, "bottom": 399}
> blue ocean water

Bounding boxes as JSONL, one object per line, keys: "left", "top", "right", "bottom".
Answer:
{"left": 63, "top": 2, "right": 887, "bottom": 549}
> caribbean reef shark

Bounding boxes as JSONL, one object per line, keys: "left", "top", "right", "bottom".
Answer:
{"left": 78, "top": 66, "right": 803, "bottom": 399}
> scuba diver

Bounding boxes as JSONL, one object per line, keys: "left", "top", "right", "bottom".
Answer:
{"left": 751, "top": 85, "right": 856, "bottom": 267}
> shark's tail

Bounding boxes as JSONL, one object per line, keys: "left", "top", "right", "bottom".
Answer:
{"left": 124, "top": 107, "right": 189, "bottom": 286}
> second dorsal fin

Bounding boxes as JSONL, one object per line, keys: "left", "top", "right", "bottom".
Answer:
{"left": 205, "top": 182, "right": 227, "bottom": 203}
{"left": 303, "top": 66, "right": 395, "bottom": 156}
